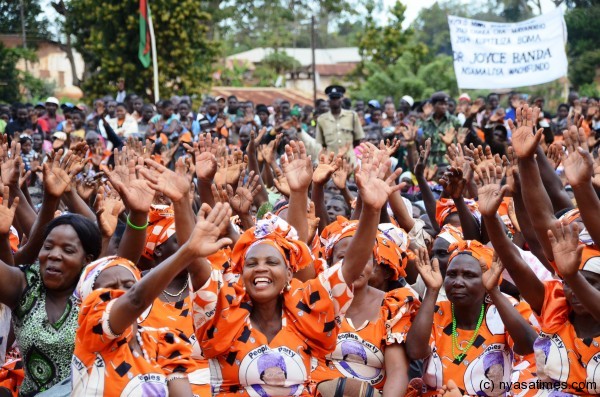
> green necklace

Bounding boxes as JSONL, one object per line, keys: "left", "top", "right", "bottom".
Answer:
{"left": 451, "top": 303, "right": 485, "bottom": 361}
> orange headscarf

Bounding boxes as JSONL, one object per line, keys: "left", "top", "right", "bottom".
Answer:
{"left": 320, "top": 216, "right": 407, "bottom": 279}
{"left": 435, "top": 197, "right": 480, "bottom": 226}
{"left": 448, "top": 240, "right": 496, "bottom": 282}
{"left": 143, "top": 205, "right": 176, "bottom": 260}
{"left": 230, "top": 213, "right": 313, "bottom": 273}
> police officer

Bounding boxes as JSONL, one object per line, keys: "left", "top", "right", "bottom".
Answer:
{"left": 316, "top": 85, "right": 364, "bottom": 163}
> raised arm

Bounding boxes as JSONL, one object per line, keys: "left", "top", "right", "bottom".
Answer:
{"left": 475, "top": 162, "right": 545, "bottom": 314}
{"left": 342, "top": 150, "right": 402, "bottom": 285}
{"left": 549, "top": 221, "right": 600, "bottom": 323}
{"left": 406, "top": 248, "right": 441, "bottom": 360}
{"left": 562, "top": 126, "right": 600, "bottom": 247}
{"left": 312, "top": 150, "right": 341, "bottom": 230}
{"left": 440, "top": 167, "right": 480, "bottom": 240}
{"left": 14, "top": 150, "right": 77, "bottom": 265}
{"left": 108, "top": 203, "right": 232, "bottom": 335}
{"left": 510, "top": 105, "right": 556, "bottom": 260}
{"left": 280, "top": 141, "right": 312, "bottom": 243}
{"left": 102, "top": 151, "right": 155, "bottom": 265}
{"left": 481, "top": 257, "right": 537, "bottom": 355}
{"left": 414, "top": 139, "right": 440, "bottom": 233}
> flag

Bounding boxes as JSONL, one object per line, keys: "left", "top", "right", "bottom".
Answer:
{"left": 138, "top": 0, "right": 151, "bottom": 68}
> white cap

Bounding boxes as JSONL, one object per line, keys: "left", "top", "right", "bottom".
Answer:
{"left": 45, "top": 96, "right": 60, "bottom": 105}
{"left": 401, "top": 95, "right": 414, "bottom": 107}
{"left": 458, "top": 93, "right": 471, "bottom": 102}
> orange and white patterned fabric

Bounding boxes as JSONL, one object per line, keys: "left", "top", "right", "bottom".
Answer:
{"left": 435, "top": 198, "right": 480, "bottom": 227}
{"left": 143, "top": 205, "right": 176, "bottom": 260}
{"left": 72, "top": 289, "right": 196, "bottom": 396}
{"left": 532, "top": 280, "right": 600, "bottom": 395}
{"left": 421, "top": 298, "right": 532, "bottom": 396}
{"left": 190, "top": 261, "right": 354, "bottom": 397}
{"left": 311, "top": 287, "right": 420, "bottom": 390}
{"left": 140, "top": 296, "right": 211, "bottom": 397}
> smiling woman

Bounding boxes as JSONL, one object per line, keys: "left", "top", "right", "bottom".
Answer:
{"left": 0, "top": 214, "right": 101, "bottom": 396}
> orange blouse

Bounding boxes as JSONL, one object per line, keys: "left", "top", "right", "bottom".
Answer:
{"left": 191, "top": 261, "right": 354, "bottom": 397}
{"left": 311, "top": 287, "right": 420, "bottom": 389}
{"left": 72, "top": 289, "right": 196, "bottom": 396}
{"left": 533, "top": 280, "right": 600, "bottom": 395}
{"left": 139, "top": 296, "right": 211, "bottom": 397}
{"left": 422, "top": 298, "right": 531, "bottom": 396}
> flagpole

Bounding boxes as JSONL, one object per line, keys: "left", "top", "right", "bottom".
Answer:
{"left": 147, "top": 0, "right": 160, "bottom": 103}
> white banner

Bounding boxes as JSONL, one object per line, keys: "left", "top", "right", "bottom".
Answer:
{"left": 448, "top": 8, "right": 568, "bottom": 89}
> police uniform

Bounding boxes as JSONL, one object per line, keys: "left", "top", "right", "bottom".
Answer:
{"left": 316, "top": 85, "right": 364, "bottom": 163}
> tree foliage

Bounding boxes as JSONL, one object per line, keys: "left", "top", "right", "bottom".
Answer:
{"left": 0, "top": 0, "right": 50, "bottom": 40}
{"left": 564, "top": 4, "right": 600, "bottom": 89}
{"left": 64, "top": 0, "right": 218, "bottom": 100}
{"left": 0, "top": 43, "right": 22, "bottom": 103}
{"left": 352, "top": 54, "right": 458, "bottom": 102}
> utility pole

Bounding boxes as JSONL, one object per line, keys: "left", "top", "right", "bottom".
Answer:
{"left": 20, "top": 0, "right": 28, "bottom": 73}
{"left": 311, "top": 15, "right": 316, "bottom": 105}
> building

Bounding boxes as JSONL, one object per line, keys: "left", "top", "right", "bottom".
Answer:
{"left": 226, "top": 47, "right": 360, "bottom": 93}
{"left": 0, "top": 34, "right": 84, "bottom": 93}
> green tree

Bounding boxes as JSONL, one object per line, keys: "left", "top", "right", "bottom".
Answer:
{"left": 564, "top": 4, "right": 600, "bottom": 88}
{"left": 65, "top": 0, "right": 218, "bottom": 100}
{"left": 0, "top": 0, "right": 50, "bottom": 39}
{"left": 352, "top": 54, "right": 458, "bottom": 101}
{"left": 0, "top": 43, "right": 22, "bottom": 103}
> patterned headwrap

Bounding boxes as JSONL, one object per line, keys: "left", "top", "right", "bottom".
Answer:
{"left": 142, "top": 204, "right": 176, "bottom": 260}
{"left": 74, "top": 256, "right": 141, "bottom": 303}
{"left": 448, "top": 240, "right": 498, "bottom": 282}
{"left": 435, "top": 197, "right": 480, "bottom": 226}
{"left": 230, "top": 213, "right": 313, "bottom": 273}
{"left": 437, "top": 224, "right": 464, "bottom": 245}
{"left": 320, "top": 216, "right": 408, "bottom": 279}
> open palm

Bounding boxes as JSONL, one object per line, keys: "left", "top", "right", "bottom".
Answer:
{"left": 549, "top": 221, "right": 583, "bottom": 278}
{"left": 187, "top": 203, "right": 233, "bottom": 257}
{"left": 281, "top": 141, "right": 312, "bottom": 192}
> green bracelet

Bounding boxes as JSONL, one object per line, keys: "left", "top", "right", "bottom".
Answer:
{"left": 126, "top": 215, "right": 149, "bottom": 230}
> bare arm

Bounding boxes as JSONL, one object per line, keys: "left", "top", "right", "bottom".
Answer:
{"left": 382, "top": 344, "right": 409, "bottom": 397}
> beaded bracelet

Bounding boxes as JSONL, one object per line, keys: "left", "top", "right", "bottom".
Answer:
{"left": 166, "top": 373, "right": 188, "bottom": 383}
{"left": 126, "top": 215, "right": 149, "bottom": 230}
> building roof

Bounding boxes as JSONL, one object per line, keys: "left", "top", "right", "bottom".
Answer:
{"left": 314, "top": 63, "right": 357, "bottom": 76}
{"left": 227, "top": 47, "right": 360, "bottom": 68}
{"left": 210, "top": 86, "right": 325, "bottom": 107}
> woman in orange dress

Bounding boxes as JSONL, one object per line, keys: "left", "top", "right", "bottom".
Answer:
{"left": 189, "top": 145, "right": 402, "bottom": 397}
{"left": 406, "top": 242, "right": 537, "bottom": 396}
{"left": 312, "top": 217, "right": 419, "bottom": 396}
{"left": 72, "top": 202, "right": 234, "bottom": 396}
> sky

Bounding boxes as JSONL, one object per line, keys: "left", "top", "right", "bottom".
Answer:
{"left": 41, "top": 0, "right": 562, "bottom": 37}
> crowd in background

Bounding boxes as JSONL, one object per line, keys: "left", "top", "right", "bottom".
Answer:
{"left": 0, "top": 84, "right": 599, "bottom": 397}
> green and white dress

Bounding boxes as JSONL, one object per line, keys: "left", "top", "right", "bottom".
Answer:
{"left": 12, "top": 263, "right": 79, "bottom": 396}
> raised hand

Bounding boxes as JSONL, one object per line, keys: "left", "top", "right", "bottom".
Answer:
{"left": 422, "top": 102, "right": 433, "bottom": 118}
{"left": 563, "top": 125, "right": 593, "bottom": 188}
{"left": 280, "top": 141, "right": 312, "bottom": 193}
{"left": 414, "top": 138, "right": 431, "bottom": 177}
{"left": 355, "top": 150, "right": 403, "bottom": 210}
{"left": 439, "top": 167, "right": 466, "bottom": 200}
{"left": 505, "top": 147, "right": 520, "bottom": 195}
{"left": 94, "top": 186, "right": 125, "bottom": 238}
{"left": 414, "top": 248, "right": 443, "bottom": 290}
{"left": 104, "top": 157, "right": 155, "bottom": 213}
{"left": 507, "top": 104, "right": 544, "bottom": 159}
{"left": 184, "top": 134, "right": 218, "bottom": 182}
{"left": 211, "top": 183, "right": 228, "bottom": 204}
{"left": 0, "top": 185, "right": 19, "bottom": 235}
{"left": 379, "top": 138, "right": 401, "bottom": 157}
{"left": 481, "top": 253, "right": 504, "bottom": 291}
{"left": 332, "top": 157, "right": 350, "bottom": 190}
{"left": 473, "top": 162, "right": 509, "bottom": 217}
{"left": 307, "top": 201, "right": 320, "bottom": 241}
{"left": 139, "top": 157, "right": 191, "bottom": 203}
{"left": 184, "top": 203, "right": 233, "bottom": 257}
{"left": 0, "top": 141, "right": 22, "bottom": 187}
{"left": 76, "top": 174, "right": 99, "bottom": 202}
{"left": 548, "top": 220, "right": 583, "bottom": 279}
{"left": 545, "top": 142, "right": 563, "bottom": 170}
{"left": 43, "top": 150, "right": 78, "bottom": 197}
{"left": 227, "top": 171, "right": 261, "bottom": 215}
{"left": 399, "top": 123, "right": 418, "bottom": 143}
{"left": 273, "top": 167, "right": 291, "bottom": 197}
{"left": 225, "top": 150, "right": 248, "bottom": 186}
{"left": 312, "top": 150, "right": 341, "bottom": 186}
{"left": 457, "top": 128, "right": 468, "bottom": 145}
{"left": 439, "top": 127, "right": 457, "bottom": 146}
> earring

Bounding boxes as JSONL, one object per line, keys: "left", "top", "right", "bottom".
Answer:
{"left": 485, "top": 293, "right": 492, "bottom": 305}
{"left": 285, "top": 282, "right": 291, "bottom": 292}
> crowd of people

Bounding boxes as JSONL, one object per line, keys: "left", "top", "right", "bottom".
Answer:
{"left": 0, "top": 82, "right": 599, "bottom": 397}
